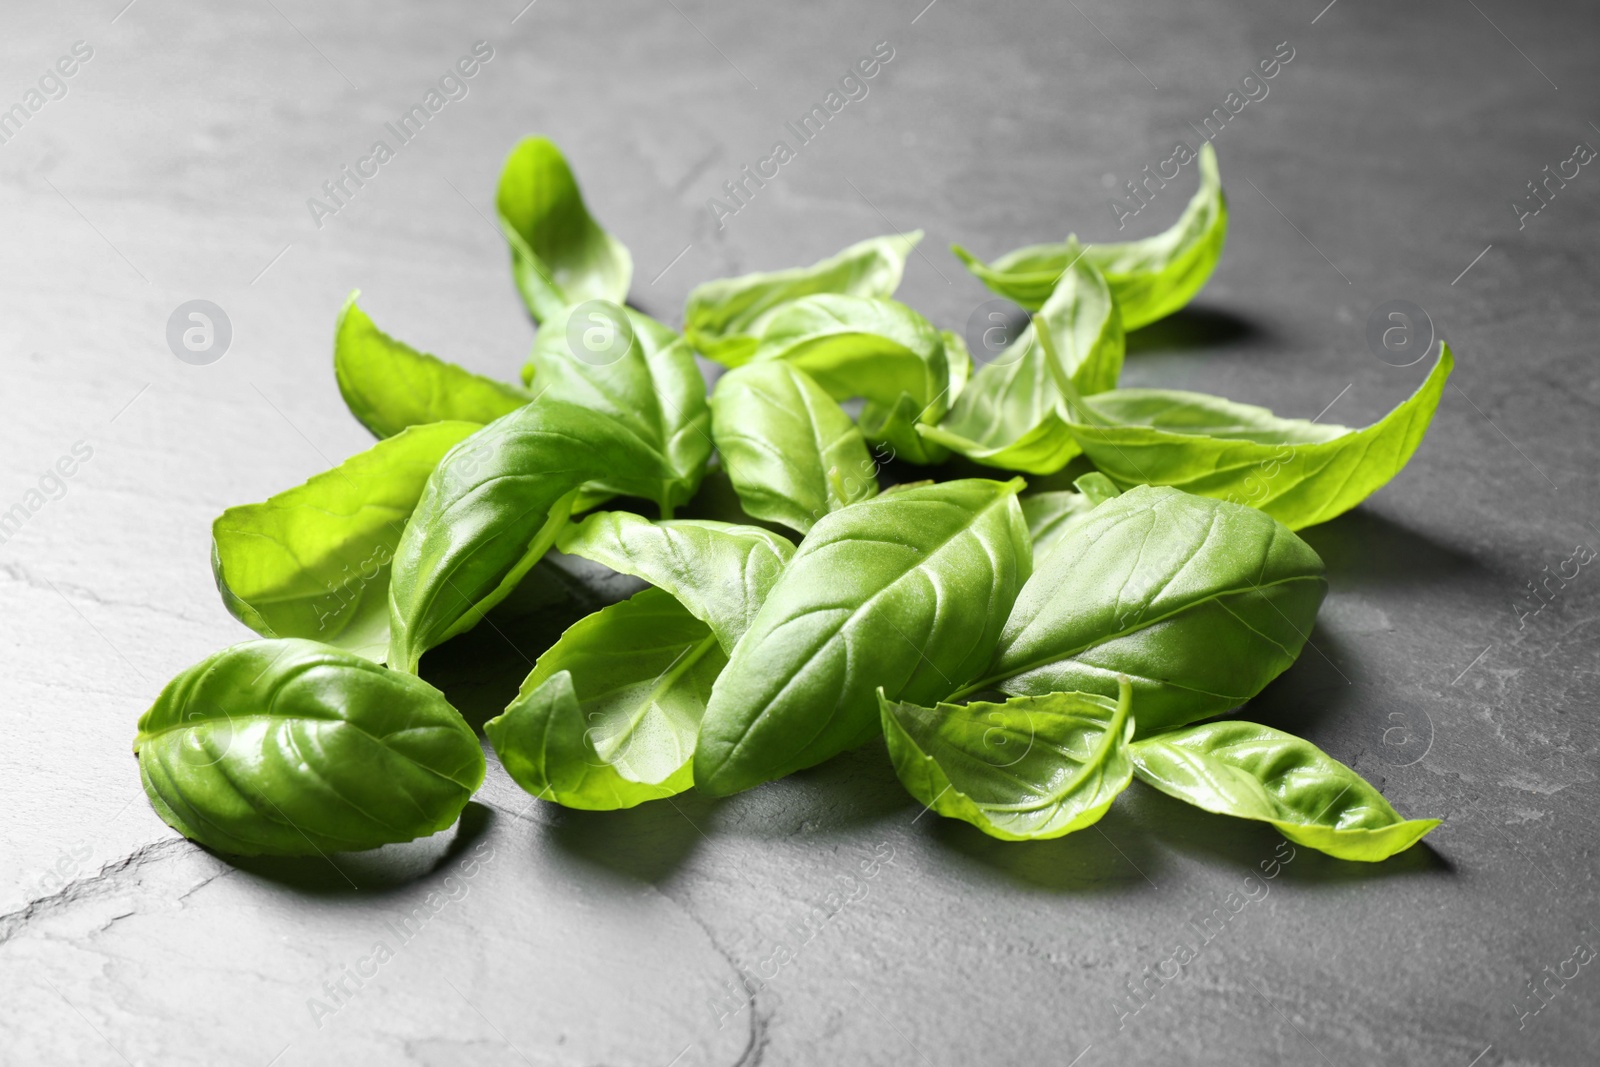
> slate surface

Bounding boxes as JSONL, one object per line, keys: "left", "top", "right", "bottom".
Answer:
{"left": 2, "top": 0, "right": 1597, "bottom": 1064}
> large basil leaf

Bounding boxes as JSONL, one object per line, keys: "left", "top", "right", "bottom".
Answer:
{"left": 485, "top": 588, "right": 725, "bottom": 810}
{"left": 953, "top": 142, "right": 1226, "bottom": 330}
{"left": 1019, "top": 473, "right": 1121, "bottom": 562}
{"left": 387, "top": 399, "right": 680, "bottom": 672}
{"left": 753, "top": 294, "right": 952, "bottom": 464}
{"left": 135, "top": 639, "right": 484, "bottom": 855}
{"left": 496, "top": 136, "right": 632, "bottom": 323}
{"left": 333, "top": 294, "right": 530, "bottom": 439}
{"left": 213, "top": 421, "right": 479, "bottom": 663}
{"left": 684, "top": 231, "right": 922, "bottom": 367}
{"left": 1128, "top": 722, "right": 1440, "bottom": 861}
{"left": 522, "top": 302, "right": 710, "bottom": 515}
{"left": 694, "top": 478, "right": 1031, "bottom": 796}
{"left": 918, "top": 254, "right": 1124, "bottom": 473}
{"left": 1057, "top": 345, "right": 1453, "bottom": 530}
{"left": 709, "top": 361, "right": 878, "bottom": 535}
{"left": 967, "top": 485, "right": 1326, "bottom": 737}
{"left": 880, "top": 682, "right": 1133, "bottom": 841}
{"left": 556, "top": 510, "right": 795, "bottom": 652}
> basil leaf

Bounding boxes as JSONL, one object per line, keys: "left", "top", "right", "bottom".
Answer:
{"left": 694, "top": 477, "right": 1031, "bottom": 796}
{"left": 135, "top": 639, "right": 484, "bottom": 856}
{"left": 556, "top": 510, "right": 795, "bottom": 652}
{"left": 918, "top": 254, "right": 1124, "bottom": 473}
{"left": 710, "top": 361, "right": 879, "bottom": 534}
{"left": 685, "top": 231, "right": 922, "bottom": 366}
{"left": 333, "top": 294, "right": 530, "bottom": 439}
{"left": 523, "top": 302, "right": 711, "bottom": 515}
{"left": 1128, "top": 722, "right": 1440, "bottom": 861}
{"left": 485, "top": 588, "right": 726, "bottom": 810}
{"left": 213, "top": 421, "right": 479, "bottom": 663}
{"left": 387, "top": 399, "right": 677, "bottom": 672}
{"left": 753, "top": 294, "right": 952, "bottom": 465}
{"left": 942, "top": 328, "right": 973, "bottom": 403}
{"left": 1058, "top": 345, "right": 1453, "bottom": 530}
{"left": 496, "top": 136, "right": 632, "bottom": 323}
{"left": 969, "top": 485, "right": 1326, "bottom": 737}
{"left": 1019, "top": 473, "right": 1120, "bottom": 562}
{"left": 953, "top": 142, "right": 1226, "bottom": 330}
{"left": 879, "top": 680, "right": 1133, "bottom": 841}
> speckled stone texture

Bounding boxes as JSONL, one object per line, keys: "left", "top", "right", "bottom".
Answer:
{"left": 1, "top": 0, "right": 1597, "bottom": 1064}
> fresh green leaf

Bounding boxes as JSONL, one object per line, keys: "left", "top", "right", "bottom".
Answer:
{"left": 496, "top": 136, "right": 632, "bottom": 322}
{"left": 1128, "top": 721, "right": 1440, "bottom": 861}
{"left": 752, "top": 294, "right": 952, "bottom": 464}
{"left": 965, "top": 485, "right": 1326, "bottom": 737}
{"left": 556, "top": 510, "right": 795, "bottom": 652}
{"left": 709, "top": 361, "right": 879, "bottom": 534}
{"left": 880, "top": 680, "right": 1133, "bottom": 841}
{"left": 953, "top": 142, "right": 1226, "bottom": 329}
{"left": 918, "top": 254, "right": 1124, "bottom": 473}
{"left": 942, "top": 329, "right": 973, "bottom": 404}
{"left": 213, "top": 421, "right": 479, "bottom": 663}
{"left": 685, "top": 231, "right": 922, "bottom": 366}
{"left": 694, "top": 478, "right": 1032, "bottom": 796}
{"left": 1056, "top": 344, "right": 1454, "bottom": 530}
{"left": 485, "top": 588, "right": 725, "bottom": 810}
{"left": 135, "top": 639, "right": 484, "bottom": 856}
{"left": 387, "top": 399, "right": 685, "bottom": 672}
{"left": 333, "top": 293, "right": 530, "bottom": 439}
{"left": 523, "top": 301, "right": 710, "bottom": 515}
{"left": 1019, "top": 474, "right": 1123, "bottom": 562}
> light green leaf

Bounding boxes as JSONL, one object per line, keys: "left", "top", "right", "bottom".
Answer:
{"left": 709, "top": 361, "right": 879, "bottom": 535}
{"left": 386, "top": 399, "right": 687, "bottom": 672}
{"left": 485, "top": 589, "right": 726, "bottom": 810}
{"left": 954, "top": 142, "right": 1227, "bottom": 330}
{"left": 880, "top": 680, "right": 1133, "bottom": 841}
{"left": 523, "top": 302, "right": 711, "bottom": 516}
{"left": 496, "top": 136, "right": 632, "bottom": 322}
{"left": 556, "top": 510, "right": 795, "bottom": 652}
{"left": 918, "top": 254, "right": 1124, "bottom": 473}
{"left": 967, "top": 485, "right": 1326, "bottom": 737}
{"left": 333, "top": 293, "right": 530, "bottom": 439}
{"left": 1056, "top": 344, "right": 1454, "bottom": 530}
{"left": 136, "top": 639, "right": 484, "bottom": 855}
{"left": 1128, "top": 721, "right": 1440, "bottom": 861}
{"left": 694, "top": 478, "right": 1031, "bottom": 797}
{"left": 685, "top": 231, "right": 922, "bottom": 366}
{"left": 212, "top": 421, "right": 479, "bottom": 663}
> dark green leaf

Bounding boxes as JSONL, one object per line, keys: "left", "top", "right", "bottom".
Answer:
{"left": 694, "top": 478, "right": 1031, "bottom": 796}
{"left": 213, "top": 421, "right": 479, "bottom": 663}
{"left": 967, "top": 485, "right": 1326, "bottom": 737}
{"left": 135, "top": 639, "right": 484, "bottom": 856}
{"left": 1129, "top": 721, "right": 1440, "bottom": 861}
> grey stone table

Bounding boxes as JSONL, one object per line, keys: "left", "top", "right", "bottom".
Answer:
{"left": 2, "top": 0, "right": 1596, "bottom": 1063}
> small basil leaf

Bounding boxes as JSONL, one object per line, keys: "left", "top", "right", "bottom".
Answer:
{"left": 333, "top": 293, "right": 530, "bottom": 439}
{"left": 387, "top": 399, "right": 677, "bottom": 672}
{"left": 496, "top": 136, "right": 632, "bottom": 322}
{"left": 1128, "top": 721, "right": 1440, "bottom": 861}
{"left": 1018, "top": 475, "right": 1123, "bottom": 563}
{"left": 212, "top": 421, "right": 480, "bottom": 663}
{"left": 971, "top": 485, "right": 1326, "bottom": 737}
{"left": 135, "top": 639, "right": 484, "bottom": 856}
{"left": 485, "top": 588, "right": 726, "bottom": 810}
{"left": 694, "top": 477, "right": 1031, "bottom": 797}
{"left": 953, "top": 142, "right": 1226, "bottom": 330}
{"left": 523, "top": 302, "right": 710, "bottom": 515}
{"left": 880, "top": 680, "right": 1133, "bottom": 841}
{"left": 709, "top": 361, "right": 879, "bottom": 535}
{"left": 556, "top": 510, "right": 795, "bottom": 652}
{"left": 685, "top": 231, "right": 922, "bottom": 366}
{"left": 1058, "top": 344, "right": 1453, "bottom": 530}
{"left": 919, "top": 255, "right": 1124, "bottom": 473}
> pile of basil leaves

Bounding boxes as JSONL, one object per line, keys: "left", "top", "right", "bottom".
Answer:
{"left": 136, "top": 137, "right": 1450, "bottom": 864}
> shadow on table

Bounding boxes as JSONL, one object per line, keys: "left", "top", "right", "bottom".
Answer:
{"left": 1125, "top": 305, "right": 1263, "bottom": 356}
{"left": 1298, "top": 506, "right": 1489, "bottom": 592}
{"left": 926, "top": 804, "right": 1168, "bottom": 894}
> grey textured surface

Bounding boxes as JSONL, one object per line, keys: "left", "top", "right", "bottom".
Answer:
{"left": 2, "top": 0, "right": 1597, "bottom": 1064}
